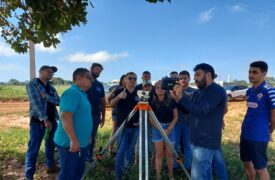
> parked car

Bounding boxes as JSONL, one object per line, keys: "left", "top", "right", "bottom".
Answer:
{"left": 104, "top": 85, "right": 119, "bottom": 106}
{"left": 223, "top": 85, "right": 248, "bottom": 101}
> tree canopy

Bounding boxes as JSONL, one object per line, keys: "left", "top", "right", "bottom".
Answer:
{"left": 0, "top": 0, "right": 170, "bottom": 54}
{"left": 0, "top": 0, "right": 90, "bottom": 53}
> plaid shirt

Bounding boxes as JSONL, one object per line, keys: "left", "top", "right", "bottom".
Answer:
{"left": 26, "top": 78, "right": 60, "bottom": 121}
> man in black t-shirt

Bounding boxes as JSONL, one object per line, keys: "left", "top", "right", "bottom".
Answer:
{"left": 135, "top": 71, "right": 151, "bottom": 91}
{"left": 110, "top": 72, "right": 139, "bottom": 180}
{"left": 86, "top": 63, "right": 106, "bottom": 161}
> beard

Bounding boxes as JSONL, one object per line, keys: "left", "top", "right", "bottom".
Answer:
{"left": 196, "top": 76, "right": 207, "bottom": 89}
{"left": 92, "top": 72, "right": 99, "bottom": 79}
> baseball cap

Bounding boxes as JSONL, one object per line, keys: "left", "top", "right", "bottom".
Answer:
{"left": 39, "top": 65, "right": 58, "bottom": 73}
{"left": 142, "top": 80, "right": 152, "bottom": 87}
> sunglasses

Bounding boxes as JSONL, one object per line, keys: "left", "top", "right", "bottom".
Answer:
{"left": 128, "top": 77, "right": 137, "bottom": 81}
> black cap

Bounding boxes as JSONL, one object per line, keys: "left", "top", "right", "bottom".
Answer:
{"left": 39, "top": 65, "right": 58, "bottom": 73}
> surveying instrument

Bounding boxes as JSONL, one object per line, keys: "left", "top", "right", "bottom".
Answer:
{"left": 82, "top": 90, "right": 191, "bottom": 180}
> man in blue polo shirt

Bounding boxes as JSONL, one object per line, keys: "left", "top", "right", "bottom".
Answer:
{"left": 171, "top": 63, "right": 228, "bottom": 180}
{"left": 86, "top": 63, "right": 106, "bottom": 161}
{"left": 240, "top": 61, "right": 275, "bottom": 180}
{"left": 54, "top": 68, "right": 92, "bottom": 180}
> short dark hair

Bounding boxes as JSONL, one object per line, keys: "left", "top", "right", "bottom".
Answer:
{"left": 193, "top": 63, "right": 217, "bottom": 79}
{"left": 170, "top": 71, "right": 178, "bottom": 75}
{"left": 143, "top": 71, "right": 151, "bottom": 75}
{"left": 125, "top": 72, "right": 136, "bottom": 77}
{"left": 179, "top": 70, "right": 190, "bottom": 78}
{"left": 250, "top": 61, "right": 268, "bottom": 73}
{"left": 73, "top": 68, "right": 90, "bottom": 82}
{"left": 91, "top": 63, "right": 103, "bottom": 70}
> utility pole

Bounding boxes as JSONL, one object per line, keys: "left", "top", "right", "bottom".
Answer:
{"left": 29, "top": 40, "right": 36, "bottom": 80}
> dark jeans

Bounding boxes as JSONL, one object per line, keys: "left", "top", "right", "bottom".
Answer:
{"left": 25, "top": 121, "right": 57, "bottom": 179}
{"left": 115, "top": 127, "right": 139, "bottom": 179}
{"left": 57, "top": 145, "right": 87, "bottom": 180}
{"left": 86, "top": 116, "right": 100, "bottom": 160}
{"left": 174, "top": 123, "right": 192, "bottom": 169}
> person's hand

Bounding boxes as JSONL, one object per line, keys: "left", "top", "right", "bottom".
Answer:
{"left": 170, "top": 83, "right": 183, "bottom": 102}
{"left": 118, "top": 88, "right": 127, "bottom": 100}
{"left": 44, "top": 119, "right": 52, "bottom": 130}
{"left": 100, "top": 118, "right": 105, "bottom": 128}
{"left": 164, "top": 128, "right": 171, "bottom": 136}
{"left": 69, "top": 139, "right": 80, "bottom": 153}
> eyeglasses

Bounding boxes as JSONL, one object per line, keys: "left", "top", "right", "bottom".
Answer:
{"left": 128, "top": 77, "right": 137, "bottom": 81}
{"left": 44, "top": 70, "right": 54, "bottom": 75}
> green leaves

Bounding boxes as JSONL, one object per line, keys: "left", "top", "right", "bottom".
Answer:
{"left": 0, "top": 0, "right": 90, "bottom": 53}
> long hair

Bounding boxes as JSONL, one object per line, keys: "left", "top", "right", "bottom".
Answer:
{"left": 152, "top": 80, "right": 171, "bottom": 109}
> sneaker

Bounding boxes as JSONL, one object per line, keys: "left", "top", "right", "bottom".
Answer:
{"left": 46, "top": 165, "right": 60, "bottom": 174}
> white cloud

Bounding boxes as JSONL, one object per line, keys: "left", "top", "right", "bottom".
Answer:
{"left": 0, "top": 41, "right": 17, "bottom": 57}
{"left": 65, "top": 51, "right": 129, "bottom": 63}
{"left": 198, "top": 7, "right": 215, "bottom": 23}
{"left": 231, "top": 4, "right": 245, "bottom": 12}
{"left": 36, "top": 33, "right": 62, "bottom": 53}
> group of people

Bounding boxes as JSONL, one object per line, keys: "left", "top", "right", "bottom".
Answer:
{"left": 24, "top": 60, "right": 274, "bottom": 180}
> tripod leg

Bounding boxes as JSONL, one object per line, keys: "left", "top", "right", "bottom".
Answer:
{"left": 148, "top": 110, "right": 191, "bottom": 180}
{"left": 145, "top": 110, "right": 149, "bottom": 180}
{"left": 81, "top": 109, "right": 137, "bottom": 180}
{"left": 139, "top": 109, "right": 143, "bottom": 180}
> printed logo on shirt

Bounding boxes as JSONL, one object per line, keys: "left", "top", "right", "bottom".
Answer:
{"left": 247, "top": 102, "right": 258, "bottom": 108}
{"left": 257, "top": 93, "right": 263, "bottom": 101}
{"left": 96, "top": 87, "right": 102, "bottom": 92}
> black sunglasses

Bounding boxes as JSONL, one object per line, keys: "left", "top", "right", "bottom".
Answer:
{"left": 128, "top": 77, "right": 137, "bottom": 81}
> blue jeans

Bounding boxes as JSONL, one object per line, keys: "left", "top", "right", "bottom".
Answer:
{"left": 115, "top": 127, "right": 139, "bottom": 179}
{"left": 25, "top": 121, "right": 57, "bottom": 179}
{"left": 174, "top": 123, "right": 192, "bottom": 169}
{"left": 57, "top": 145, "right": 87, "bottom": 180}
{"left": 86, "top": 116, "right": 100, "bottom": 160}
{"left": 212, "top": 149, "right": 228, "bottom": 180}
{"left": 191, "top": 144, "right": 227, "bottom": 180}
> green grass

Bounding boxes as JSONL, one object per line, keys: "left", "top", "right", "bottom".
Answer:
{"left": 0, "top": 85, "right": 69, "bottom": 101}
{"left": 1, "top": 126, "right": 274, "bottom": 179}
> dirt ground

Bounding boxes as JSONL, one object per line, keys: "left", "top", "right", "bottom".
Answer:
{"left": 0, "top": 100, "right": 265, "bottom": 179}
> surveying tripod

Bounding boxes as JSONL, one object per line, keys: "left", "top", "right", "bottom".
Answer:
{"left": 82, "top": 98, "right": 191, "bottom": 180}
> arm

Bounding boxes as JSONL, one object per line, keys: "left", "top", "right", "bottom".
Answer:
{"left": 178, "top": 90, "right": 225, "bottom": 118}
{"left": 107, "top": 88, "right": 117, "bottom": 104}
{"left": 270, "top": 109, "right": 275, "bottom": 136}
{"left": 167, "top": 108, "right": 178, "bottom": 133}
{"left": 110, "top": 89, "right": 127, "bottom": 107}
{"left": 100, "top": 97, "right": 106, "bottom": 127}
{"left": 45, "top": 86, "right": 60, "bottom": 105}
{"left": 61, "top": 112, "right": 80, "bottom": 152}
{"left": 26, "top": 82, "right": 47, "bottom": 121}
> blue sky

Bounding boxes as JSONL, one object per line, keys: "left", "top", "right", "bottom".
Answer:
{"left": 1, "top": 0, "right": 275, "bottom": 83}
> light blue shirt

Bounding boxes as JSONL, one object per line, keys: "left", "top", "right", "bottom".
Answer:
{"left": 54, "top": 84, "right": 92, "bottom": 148}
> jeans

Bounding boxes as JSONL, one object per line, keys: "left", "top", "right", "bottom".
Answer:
{"left": 57, "top": 145, "right": 87, "bottom": 180}
{"left": 25, "top": 121, "right": 57, "bottom": 179}
{"left": 86, "top": 116, "right": 100, "bottom": 160}
{"left": 174, "top": 123, "right": 192, "bottom": 169}
{"left": 115, "top": 127, "right": 139, "bottom": 179}
{"left": 212, "top": 149, "right": 228, "bottom": 180}
{"left": 191, "top": 144, "right": 228, "bottom": 180}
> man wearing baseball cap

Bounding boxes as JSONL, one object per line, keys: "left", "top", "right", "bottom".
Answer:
{"left": 25, "top": 65, "right": 60, "bottom": 179}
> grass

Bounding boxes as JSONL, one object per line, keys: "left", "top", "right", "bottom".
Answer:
{"left": 0, "top": 85, "right": 69, "bottom": 102}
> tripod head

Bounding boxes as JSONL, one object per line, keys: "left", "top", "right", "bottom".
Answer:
{"left": 137, "top": 90, "right": 150, "bottom": 104}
